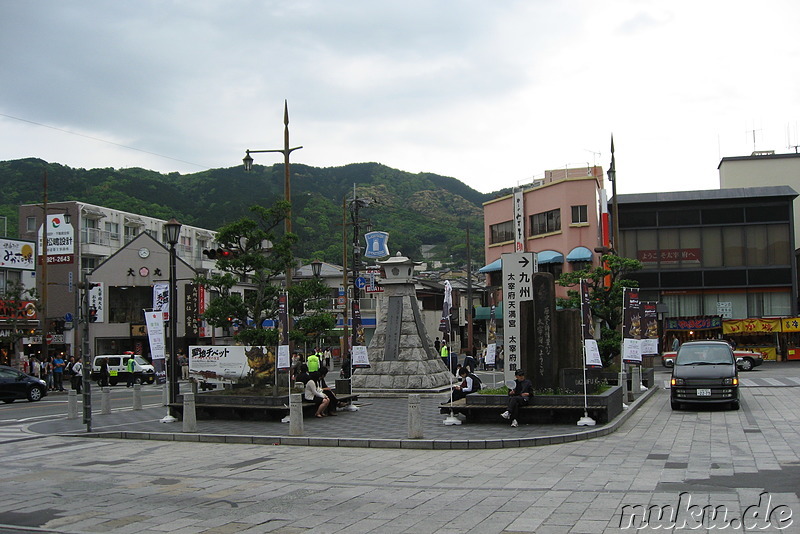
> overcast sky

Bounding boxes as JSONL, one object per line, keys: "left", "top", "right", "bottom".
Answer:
{"left": 2, "top": 1, "right": 799, "bottom": 195}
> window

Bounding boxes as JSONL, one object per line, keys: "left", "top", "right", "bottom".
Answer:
{"left": 571, "top": 205, "right": 588, "bottom": 224}
{"left": 490, "top": 221, "right": 514, "bottom": 244}
{"left": 26, "top": 216, "right": 37, "bottom": 232}
{"left": 530, "top": 209, "right": 561, "bottom": 236}
{"left": 124, "top": 226, "right": 138, "bottom": 244}
{"left": 105, "top": 222, "right": 120, "bottom": 241}
{"left": 538, "top": 262, "right": 562, "bottom": 278}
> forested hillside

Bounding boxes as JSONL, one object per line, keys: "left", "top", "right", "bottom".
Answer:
{"left": 0, "top": 158, "right": 512, "bottom": 266}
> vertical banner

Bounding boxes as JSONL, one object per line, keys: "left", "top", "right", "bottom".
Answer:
{"left": 277, "top": 292, "right": 289, "bottom": 369}
{"left": 641, "top": 301, "right": 659, "bottom": 355}
{"left": 144, "top": 310, "right": 167, "bottom": 384}
{"left": 513, "top": 188, "right": 525, "bottom": 252}
{"left": 352, "top": 345, "right": 370, "bottom": 368}
{"left": 153, "top": 282, "right": 169, "bottom": 321}
{"left": 501, "top": 252, "right": 534, "bottom": 384}
{"left": 352, "top": 300, "right": 364, "bottom": 347}
{"left": 581, "top": 279, "right": 603, "bottom": 368}
{"left": 622, "top": 287, "right": 643, "bottom": 364}
{"left": 185, "top": 283, "right": 199, "bottom": 337}
{"left": 89, "top": 282, "right": 105, "bottom": 323}
{"left": 439, "top": 280, "right": 452, "bottom": 336}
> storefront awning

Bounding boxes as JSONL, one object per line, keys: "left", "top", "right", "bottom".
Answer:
{"left": 478, "top": 258, "right": 502, "bottom": 273}
{"left": 474, "top": 302, "right": 503, "bottom": 320}
{"left": 566, "top": 246, "right": 593, "bottom": 262}
{"left": 537, "top": 250, "right": 564, "bottom": 264}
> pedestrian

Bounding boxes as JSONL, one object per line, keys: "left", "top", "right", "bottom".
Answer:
{"left": 340, "top": 354, "right": 352, "bottom": 379}
{"left": 440, "top": 340, "right": 449, "bottom": 365}
{"left": 52, "top": 353, "right": 66, "bottom": 391}
{"left": 99, "top": 358, "right": 110, "bottom": 387}
{"left": 434, "top": 337, "right": 441, "bottom": 353}
{"left": 501, "top": 369, "right": 533, "bottom": 428}
{"left": 324, "top": 347, "right": 332, "bottom": 368}
{"left": 126, "top": 355, "right": 136, "bottom": 387}
{"left": 42, "top": 358, "right": 53, "bottom": 390}
{"left": 179, "top": 351, "right": 189, "bottom": 380}
{"left": 463, "top": 351, "right": 477, "bottom": 373}
{"left": 672, "top": 336, "right": 680, "bottom": 352}
{"left": 307, "top": 351, "right": 320, "bottom": 373}
{"left": 71, "top": 357, "right": 83, "bottom": 394}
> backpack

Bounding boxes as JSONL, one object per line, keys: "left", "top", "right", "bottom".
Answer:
{"left": 469, "top": 373, "right": 482, "bottom": 391}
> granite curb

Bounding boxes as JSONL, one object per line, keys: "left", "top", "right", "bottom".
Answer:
{"left": 60, "top": 385, "right": 659, "bottom": 449}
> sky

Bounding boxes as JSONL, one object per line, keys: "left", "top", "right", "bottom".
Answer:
{"left": 2, "top": 1, "right": 800, "bottom": 195}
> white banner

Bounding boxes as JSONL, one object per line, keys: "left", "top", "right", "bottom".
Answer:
{"left": 584, "top": 339, "right": 603, "bottom": 368}
{"left": 485, "top": 343, "right": 496, "bottom": 366}
{"left": 352, "top": 345, "right": 370, "bottom": 368}
{"left": 277, "top": 345, "right": 290, "bottom": 370}
{"left": 153, "top": 282, "right": 169, "bottom": 321}
{"left": 89, "top": 283, "right": 105, "bottom": 323}
{"left": 0, "top": 238, "right": 35, "bottom": 270}
{"left": 144, "top": 310, "right": 167, "bottom": 384}
{"left": 623, "top": 338, "right": 643, "bottom": 364}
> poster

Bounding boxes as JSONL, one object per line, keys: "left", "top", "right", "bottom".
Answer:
{"left": 352, "top": 345, "right": 370, "bottom": 368}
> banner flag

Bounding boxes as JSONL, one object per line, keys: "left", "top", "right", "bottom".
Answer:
{"left": 153, "top": 283, "right": 169, "bottom": 321}
{"left": 144, "top": 309, "right": 167, "bottom": 384}
{"left": 580, "top": 279, "right": 603, "bottom": 368}
{"left": 622, "top": 287, "right": 643, "bottom": 364}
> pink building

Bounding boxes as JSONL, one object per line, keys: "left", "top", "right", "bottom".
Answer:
{"left": 481, "top": 165, "right": 608, "bottom": 300}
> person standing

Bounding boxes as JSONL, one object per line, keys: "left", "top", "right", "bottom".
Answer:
{"left": 501, "top": 369, "right": 533, "bottom": 428}
{"left": 99, "top": 358, "right": 110, "bottom": 387}
{"left": 126, "top": 356, "right": 137, "bottom": 387}
{"left": 52, "top": 354, "right": 65, "bottom": 391}
{"left": 307, "top": 351, "right": 320, "bottom": 373}
{"left": 434, "top": 337, "right": 441, "bottom": 353}
{"left": 71, "top": 357, "right": 83, "bottom": 394}
{"left": 323, "top": 347, "right": 332, "bottom": 368}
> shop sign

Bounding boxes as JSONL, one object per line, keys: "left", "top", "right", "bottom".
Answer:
{"left": 781, "top": 317, "right": 800, "bottom": 332}
{"left": 637, "top": 248, "right": 701, "bottom": 264}
{"left": 665, "top": 316, "right": 722, "bottom": 331}
{"left": 0, "top": 300, "right": 38, "bottom": 321}
{"left": 0, "top": 238, "right": 36, "bottom": 270}
{"left": 723, "top": 318, "right": 781, "bottom": 334}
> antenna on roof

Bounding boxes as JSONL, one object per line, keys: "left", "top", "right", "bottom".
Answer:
{"left": 746, "top": 122, "right": 762, "bottom": 154}
{"left": 787, "top": 122, "right": 800, "bottom": 154}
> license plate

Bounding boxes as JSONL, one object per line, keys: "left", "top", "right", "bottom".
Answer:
{"left": 697, "top": 388, "right": 711, "bottom": 396}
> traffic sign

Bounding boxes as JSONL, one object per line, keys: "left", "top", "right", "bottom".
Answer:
{"left": 355, "top": 276, "right": 367, "bottom": 289}
{"left": 64, "top": 312, "right": 73, "bottom": 322}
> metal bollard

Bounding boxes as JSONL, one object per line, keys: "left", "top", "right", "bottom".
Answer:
{"left": 132, "top": 384, "right": 142, "bottom": 410}
{"left": 289, "top": 393, "right": 304, "bottom": 436}
{"left": 67, "top": 390, "right": 78, "bottom": 419}
{"left": 408, "top": 394, "right": 423, "bottom": 439}
{"left": 101, "top": 387, "right": 111, "bottom": 415}
{"left": 182, "top": 392, "right": 198, "bottom": 433}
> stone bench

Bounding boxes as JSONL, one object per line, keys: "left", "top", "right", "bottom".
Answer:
{"left": 171, "top": 393, "right": 359, "bottom": 421}
{"left": 439, "top": 397, "right": 611, "bottom": 424}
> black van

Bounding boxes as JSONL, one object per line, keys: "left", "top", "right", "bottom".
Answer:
{"left": 670, "top": 341, "right": 739, "bottom": 410}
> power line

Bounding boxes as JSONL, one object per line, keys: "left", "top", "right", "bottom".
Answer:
{"left": 0, "top": 112, "right": 211, "bottom": 169}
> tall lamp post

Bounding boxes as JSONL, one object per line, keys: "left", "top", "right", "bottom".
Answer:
{"left": 165, "top": 218, "right": 182, "bottom": 413}
{"left": 242, "top": 100, "right": 302, "bottom": 289}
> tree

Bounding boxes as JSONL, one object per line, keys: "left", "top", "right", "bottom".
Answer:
{"left": 196, "top": 201, "right": 335, "bottom": 383}
{"left": 556, "top": 254, "right": 643, "bottom": 367}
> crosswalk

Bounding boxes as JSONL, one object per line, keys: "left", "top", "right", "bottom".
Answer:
{"left": 0, "top": 422, "right": 41, "bottom": 444}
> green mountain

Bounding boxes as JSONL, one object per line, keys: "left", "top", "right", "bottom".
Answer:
{"left": 0, "top": 158, "right": 501, "bottom": 266}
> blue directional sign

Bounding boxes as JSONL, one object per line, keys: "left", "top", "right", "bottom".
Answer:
{"left": 355, "top": 276, "right": 367, "bottom": 289}
{"left": 64, "top": 313, "right": 74, "bottom": 322}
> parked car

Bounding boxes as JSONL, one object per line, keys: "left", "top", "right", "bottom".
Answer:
{"left": 670, "top": 340, "right": 739, "bottom": 410}
{"left": 734, "top": 350, "right": 764, "bottom": 371}
{"left": 91, "top": 355, "right": 156, "bottom": 386}
{"left": 0, "top": 365, "right": 48, "bottom": 403}
{"left": 661, "top": 351, "right": 677, "bottom": 368}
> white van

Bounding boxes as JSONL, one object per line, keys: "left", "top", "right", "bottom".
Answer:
{"left": 91, "top": 355, "right": 156, "bottom": 386}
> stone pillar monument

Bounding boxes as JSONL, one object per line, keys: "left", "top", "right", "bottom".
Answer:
{"left": 352, "top": 253, "right": 452, "bottom": 391}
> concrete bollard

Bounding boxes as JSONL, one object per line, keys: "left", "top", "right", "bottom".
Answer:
{"left": 631, "top": 365, "right": 642, "bottom": 399}
{"left": 289, "top": 393, "right": 304, "bottom": 436}
{"left": 67, "top": 390, "right": 78, "bottom": 419}
{"left": 182, "top": 392, "right": 198, "bottom": 433}
{"left": 162, "top": 383, "right": 169, "bottom": 406}
{"left": 101, "top": 387, "right": 111, "bottom": 414}
{"left": 619, "top": 369, "right": 628, "bottom": 404}
{"left": 132, "top": 384, "right": 142, "bottom": 410}
{"left": 408, "top": 394, "right": 423, "bottom": 439}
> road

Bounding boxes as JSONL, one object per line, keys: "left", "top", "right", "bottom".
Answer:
{"left": 0, "top": 365, "right": 798, "bottom": 533}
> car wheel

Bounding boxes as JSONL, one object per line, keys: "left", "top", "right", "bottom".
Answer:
{"left": 671, "top": 399, "right": 680, "bottom": 410}
{"left": 739, "top": 358, "right": 754, "bottom": 371}
{"left": 134, "top": 376, "right": 143, "bottom": 385}
{"left": 27, "top": 386, "right": 44, "bottom": 402}
{"left": 2, "top": 399, "right": 14, "bottom": 404}
{"left": 731, "top": 400, "right": 740, "bottom": 410}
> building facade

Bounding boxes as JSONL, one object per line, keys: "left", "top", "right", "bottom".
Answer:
{"left": 617, "top": 186, "right": 798, "bottom": 320}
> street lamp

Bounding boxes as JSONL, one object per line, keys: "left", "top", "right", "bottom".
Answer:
{"left": 165, "top": 218, "right": 182, "bottom": 414}
{"left": 311, "top": 259, "right": 322, "bottom": 278}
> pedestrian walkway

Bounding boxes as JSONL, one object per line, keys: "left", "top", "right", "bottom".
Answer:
{"left": 31, "top": 388, "right": 657, "bottom": 449}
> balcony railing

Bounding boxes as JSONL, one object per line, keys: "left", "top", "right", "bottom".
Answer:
{"left": 81, "top": 228, "right": 111, "bottom": 246}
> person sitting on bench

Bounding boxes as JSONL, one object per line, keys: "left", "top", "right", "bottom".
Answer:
{"left": 452, "top": 367, "right": 481, "bottom": 401}
{"left": 304, "top": 371, "right": 330, "bottom": 418}
{"left": 501, "top": 369, "right": 533, "bottom": 428}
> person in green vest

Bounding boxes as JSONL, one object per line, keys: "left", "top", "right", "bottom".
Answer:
{"left": 126, "top": 356, "right": 137, "bottom": 388}
{"left": 307, "top": 351, "right": 320, "bottom": 373}
{"left": 440, "top": 340, "right": 449, "bottom": 372}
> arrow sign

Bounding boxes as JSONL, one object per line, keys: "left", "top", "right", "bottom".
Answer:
{"left": 519, "top": 256, "right": 529, "bottom": 268}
